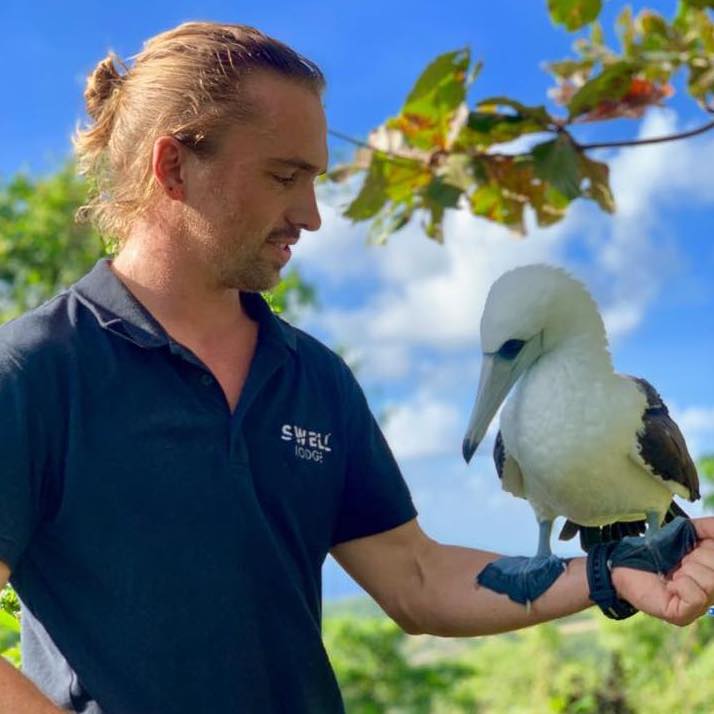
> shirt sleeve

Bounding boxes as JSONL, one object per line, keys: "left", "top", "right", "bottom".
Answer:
{"left": 330, "top": 361, "right": 417, "bottom": 546}
{"left": 0, "top": 348, "right": 49, "bottom": 571}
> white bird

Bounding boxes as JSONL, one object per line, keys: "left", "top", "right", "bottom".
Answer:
{"left": 462, "top": 264, "right": 700, "bottom": 604}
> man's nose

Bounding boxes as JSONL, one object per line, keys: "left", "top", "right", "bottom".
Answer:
{"left": 288, "top": 183, "right": 322, "bottom": 232}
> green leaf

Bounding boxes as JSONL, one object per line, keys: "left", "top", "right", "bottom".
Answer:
{"left": 469, "top": 184, "right": 526, "bottom": 234}
{"left": 546, "top": 58, "right": 595, "bottom": 81}
{"left": 533, "top": 185, "right": 571, "bottom": 226}
{"left": 457, "top": 111, "right": 549, "bottom": 148}
{"left": 419, "top": 179, "right": 464, "bottom": 243}
{"left": 424, "top": 178, "right": 463, "bottom": 208}
{"left": 424, "top": 203, "right": 446, "bottom": 242}
{"left": 683, "top": 0, "right": 714, "bottom": 8}
{"left": 591, "top": 20, "right": 605, "bottom": 46}
{"left": 477, "top": 97, "right": 553, "bottom": 126}
{"left": 567, "top": 61, "right": 640, "bottom": 118}
{"left": 403, "top": 48, "right": 470, "bottom": 118}
{"left": 579, "top": 154, "right": 616, "bottom": 212}
{"left": 639, "top": 11, "right": 674, "bottom": 52}
{"left": 617, "top": 6, "right": 636, "bottom": 54}
{"left": 532, "top": 135, "right": 582, "bottom": 200}
{"left": 548, "top": 0, "right": 603, "bottom": 31}
{"left": 383, "top": 160, "right": 431, "bottom": 203}
{"left": 367, "top": 206, "right": 413, "bottom": 245}
{"left": 436, "top": 154, "right": 476, "bottom": 191}
{"left": 344, "top": 157, "right": 389, "bottom": 221}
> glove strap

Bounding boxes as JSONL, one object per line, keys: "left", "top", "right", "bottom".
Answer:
{"left": 586, "top": 543, "right": 639, "bottom": 620}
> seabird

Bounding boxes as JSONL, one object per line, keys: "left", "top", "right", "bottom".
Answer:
{"left": 462, "top": 264, "right": 700, "bottom": 605}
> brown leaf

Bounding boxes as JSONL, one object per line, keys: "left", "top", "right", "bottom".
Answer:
{"left": 576, "top": 77, "right": 674, "bottom": 121}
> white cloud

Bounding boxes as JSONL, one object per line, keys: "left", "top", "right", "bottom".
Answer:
{"left": 293, "top": 196, "right": 373, "bottom": 285}
{"left": 305, "top": 205, "right": 569, "bottom": 389}
{"left": 382, "top": 391, "right": 462, "bottom": 461}
{"left": 586, "top": 110, "right": 714, "bottom": 340}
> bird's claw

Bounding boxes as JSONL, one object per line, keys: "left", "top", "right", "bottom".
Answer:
{"left": 476, "top": 555, "right": 567, "bottom": 606}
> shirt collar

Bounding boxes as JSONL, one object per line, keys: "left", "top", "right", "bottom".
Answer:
{"left": 70, "top": 258, "right": 297, "bottom": 352}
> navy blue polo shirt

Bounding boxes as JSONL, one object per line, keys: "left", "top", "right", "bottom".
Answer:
{"left": 0, "top": 258, "right": 417, "bottom": 714}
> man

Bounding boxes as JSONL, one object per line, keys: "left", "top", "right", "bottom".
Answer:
{"left": 1, "top": 21, "right": 713, "bottom": 714}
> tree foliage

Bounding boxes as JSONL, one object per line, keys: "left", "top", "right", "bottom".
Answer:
{"left": 323, "top": 608, "right": 714, "bottom": 713}
{"left": 700, "top": 454, "right": 714, "bottom": 509}
{"left": 328, "top": 0, "right": 714, "bottom": 242}
{"left": 0, "top": 165, "right": 107, "bottom": 321}
{"left": 323, "top": 616, "right": 476, "bottom": 713}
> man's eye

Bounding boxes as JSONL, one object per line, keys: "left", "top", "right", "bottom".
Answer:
{"left": 273, "top": 174, "right": 297, "bottom": 186}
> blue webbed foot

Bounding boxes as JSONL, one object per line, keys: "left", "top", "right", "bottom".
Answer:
{"left": 476, "top": 555, "right": 567, "bottom": 606}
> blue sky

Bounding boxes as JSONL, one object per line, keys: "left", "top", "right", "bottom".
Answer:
{"left": 3, "top": 1, "right": 713, "bottom": 600}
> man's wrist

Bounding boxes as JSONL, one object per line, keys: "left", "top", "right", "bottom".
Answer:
{"left": 586, "top": 543, "right": 639, "bottom": 620}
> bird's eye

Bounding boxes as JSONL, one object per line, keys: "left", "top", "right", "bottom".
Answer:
{"left": 498, "top": 339, "right": 526, "bottom": 360}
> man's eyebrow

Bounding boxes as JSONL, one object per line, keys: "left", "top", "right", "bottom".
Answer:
{"left": 268, "top": 157, "right": 327, "bottom": 175}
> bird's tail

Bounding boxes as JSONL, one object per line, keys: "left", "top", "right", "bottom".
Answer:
{"left": 558, "top": 500, "right": 690, "bottom": 554}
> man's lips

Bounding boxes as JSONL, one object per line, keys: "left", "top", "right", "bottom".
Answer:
{"left": 266, "top": 232, "right": 300, "bottom": 249}
{"left": 265, "top": 235, "right": 298, "bottom": 265}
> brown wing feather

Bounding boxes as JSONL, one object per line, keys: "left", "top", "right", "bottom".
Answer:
{"left": 494, "top": 431, "right": 506, "bottom": 480}
{"left": 493, "top": 430, "right": 525, "bottom": 498}
{"left": 628, "top": 375, "right": 700, "bottom": 501}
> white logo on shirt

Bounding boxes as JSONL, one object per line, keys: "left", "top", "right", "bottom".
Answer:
{"left": 281, "top": 424, "right": 332, "bottom": 463}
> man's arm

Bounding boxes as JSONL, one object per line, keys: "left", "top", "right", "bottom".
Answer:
{"left": 0, "top": 561, "right": 66, "bottom": 714}
{"left": 330, "top": 518, "right": 714, "bottom": 637}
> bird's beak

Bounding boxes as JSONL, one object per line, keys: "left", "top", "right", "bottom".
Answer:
{"left": 462, "top": 334, "right": 544, "bottom": 463}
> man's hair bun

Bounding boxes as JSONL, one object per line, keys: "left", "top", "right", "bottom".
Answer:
{"left": 84, "top": 52, "right": 125, "bottom": 120}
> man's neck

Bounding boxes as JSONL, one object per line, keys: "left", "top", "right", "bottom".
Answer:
{"left": 110, "top": 242, "right": 254, "bottom": 348}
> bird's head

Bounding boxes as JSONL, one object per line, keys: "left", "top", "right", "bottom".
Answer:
{"left": 462, "top": 264, "right": 604, "bottom": 463}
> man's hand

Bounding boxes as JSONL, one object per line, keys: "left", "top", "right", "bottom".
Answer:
{"left": 612, "top": 517, "right": 714, "bottom": 626}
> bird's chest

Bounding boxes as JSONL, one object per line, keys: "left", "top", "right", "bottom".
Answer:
{"left": 500, "top": 356, "right": 661, "bottom": 522}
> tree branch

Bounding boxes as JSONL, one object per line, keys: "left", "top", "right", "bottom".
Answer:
{"left": 328, "top": 128, "right": 545, "bottom": 168}
{"left": 576, "top": 118, "right": 714, "bottom": 150}
{"left": 327, "top": 129, "right": 425, "bottom": 166}
{"left": 329, "top": 114, "right": 714, "bottom": 173}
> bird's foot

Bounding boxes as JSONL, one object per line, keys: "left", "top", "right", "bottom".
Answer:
{"left": 476, "top": 555, "right": 567, "bottom": 607}
{"left": 611, "top": 516, "right": 696, "bottom": 575}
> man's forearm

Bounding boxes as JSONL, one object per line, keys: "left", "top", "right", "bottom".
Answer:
{"left": 409, "top": 541, "right": 591, "bottom": 637}
{"left": 0, "top": 656, "right": 65, "bottom": 713}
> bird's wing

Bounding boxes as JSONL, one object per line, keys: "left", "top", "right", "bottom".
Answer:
{"left": 493, "top": 430, "right": 526, "bottom": 499}
{"left": 560, "top": 376, "right": 699, "bottom": 553}
{"left": 626, "top": 375, "right": 700, "bottom": 502}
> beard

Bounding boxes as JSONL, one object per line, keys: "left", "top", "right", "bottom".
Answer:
{"left": 213, "top": 231, "right": 285, "bottom": 293}
{"left": 183, "top": 202, "right": 294, "bottom": 293}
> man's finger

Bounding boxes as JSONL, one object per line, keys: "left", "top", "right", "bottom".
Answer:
{"left": 666, "top": 573, "right": 710, "bottom": 610}
{"left": 673, "top": 560, "right": 714, "bottom": 595}
{"left": 691, "top": 538, "right": 714, "bottom": 551}
{"left": 681, "top": 545, "right": 714, "bottom": 569}
{"left": 692, "top": 517, "right": 714, "bottom": 541}
{"left": 668, "top": 539, "right": 714, "bottom": 581}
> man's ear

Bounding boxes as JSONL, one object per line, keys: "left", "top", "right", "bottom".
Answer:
{"left": 152, "top": 136, "right": 187, "bottom": 201}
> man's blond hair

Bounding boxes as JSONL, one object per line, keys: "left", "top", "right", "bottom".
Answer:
{"left": 73, "top": 22, "right": 325, "bottom": 245}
